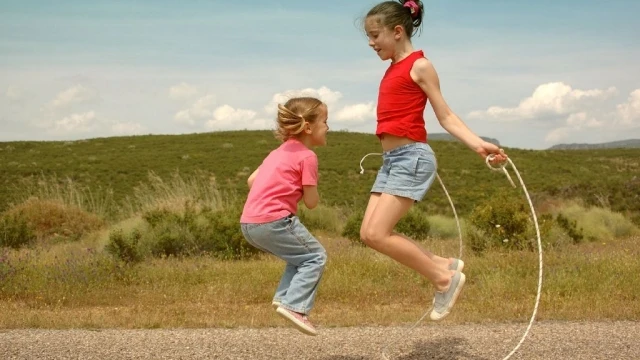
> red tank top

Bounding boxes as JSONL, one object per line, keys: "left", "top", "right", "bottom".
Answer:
{"left": 376, "top": 50, "right": 428, "bottom": 143}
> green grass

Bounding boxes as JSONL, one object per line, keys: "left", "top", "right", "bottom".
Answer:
{"left": 1, "top": 130, "right": 639, "bottom": 220}
{"left": 1, "top": 130, "right": 639, "bottom": 329}
{"left": 0, "top": 234, "right": 638, "bottom": 328}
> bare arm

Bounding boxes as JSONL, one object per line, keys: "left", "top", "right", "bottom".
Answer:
{"left": 302, "top": 185, "right": 319, "bottom": 209}
{"left": 411, "top": 58, "right": 506, "bottom": 161}
{"left": 247, "top": 168, "right": 259, "bottom": 188}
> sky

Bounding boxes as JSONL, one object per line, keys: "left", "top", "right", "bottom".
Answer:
{"left": 1, "top": 0, "right": 639, "bottom": 149}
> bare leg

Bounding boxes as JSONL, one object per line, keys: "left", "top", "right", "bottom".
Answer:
{"left": 392, "top": 231, "right": 453, "bottom": 269}
{"left": 359, "top": 193, "right": 453, "bottom": 291}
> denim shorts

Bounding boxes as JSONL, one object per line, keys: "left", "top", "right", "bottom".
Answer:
{"left": 371, "top": 142, "right": 438, "bottom": 202}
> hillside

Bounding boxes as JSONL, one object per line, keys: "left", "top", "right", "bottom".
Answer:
{"left": 1, "top": 130, "right": 639, "bottom": 218}
{"left": 549, "top": 139, "right": 640, "bottom": 150}
{"left": 428, "top": 132, "right": 500, "bottom": 145}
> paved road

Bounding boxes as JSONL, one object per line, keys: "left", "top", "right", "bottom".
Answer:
{"left": 1, "top": 321, "right": 638, "bottom": 359}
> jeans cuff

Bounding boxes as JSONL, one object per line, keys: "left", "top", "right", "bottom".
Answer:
{"left": 279, "top": 303, "right": 308, "bottom": 315}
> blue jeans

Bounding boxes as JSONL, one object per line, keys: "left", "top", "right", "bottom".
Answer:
{"left": 371, "top": 142, "right": 438, "bottom": 201}
{"left": 240, "top": 215, "right": 327, "bottom": 315}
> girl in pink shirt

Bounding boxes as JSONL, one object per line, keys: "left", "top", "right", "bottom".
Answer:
{"left": 240, "top": 96, "right": 329, "bottom": 336}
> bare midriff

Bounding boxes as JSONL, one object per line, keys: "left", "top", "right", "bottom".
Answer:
{"left": 379, "top": 133, "right": 422, "bottom": 152}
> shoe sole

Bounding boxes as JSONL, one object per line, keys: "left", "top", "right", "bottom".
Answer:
{"left": 275, "top": 307, "right": 317, "bottom": 336}
{"left": 272, "top": 302, "right": 280, "bottom": 309}
{"left": 430, "top": 272, "right": 466, "bottom": 321}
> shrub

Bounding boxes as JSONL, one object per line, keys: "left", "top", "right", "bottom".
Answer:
{"left": 395, "top": 208, "right": 431, "bottom": 240}
{"left": 0, "top": 198, "right": 105, "bottom": 246}
{"left": 0, "top": 210, "right": 35, "bottom": 248}
{"left": 106, "top": 201, "right": 259, "bottom": 261}
{"left": 558, "top": 204, "right": 639, "bottom": 241}
{"left": 555, "top": 213, "right": 584, "bottom": 244}
{"left": 341, "top": 210, "right": 364, "bottom": 245}
{"left": 105, "top": 228, "right": 142, "bottom": 264}
{"left": 466, "top": 193, "right": 535, "bottom": 253}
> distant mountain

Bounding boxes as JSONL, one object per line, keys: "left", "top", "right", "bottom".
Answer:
{"left": 548, "top": 139, "right": 640, "bottom": 150}
{"left": 428, "top": 133, "right": 500, "bottom": 146}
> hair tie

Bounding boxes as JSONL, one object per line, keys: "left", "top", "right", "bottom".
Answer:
{"left": 403, "top": 1, "right": 419, "bottom": 19}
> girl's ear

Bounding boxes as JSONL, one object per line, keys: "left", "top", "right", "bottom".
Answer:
{"left": 394, "top": 25, "right": 404, "bottom": 39}
{"left": 304, "top": 122, "right": 312, "bottom": 134}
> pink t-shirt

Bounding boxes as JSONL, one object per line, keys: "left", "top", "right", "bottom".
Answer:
{"left": 240, "top": 139, "right": 318, "bottom": 223}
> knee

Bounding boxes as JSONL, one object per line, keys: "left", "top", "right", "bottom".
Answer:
{"left": 317, "top": 249, "right": 327, "bottom": 267}
{"left": 311, "top": 247, "right": 327, "bottom": 268}
{"left": 360, "top": 226, "right": 385, "bottom": 248}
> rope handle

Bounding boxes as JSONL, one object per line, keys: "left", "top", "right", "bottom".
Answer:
{"left": 486, "top": 152, "right": 516, "bottom": 188}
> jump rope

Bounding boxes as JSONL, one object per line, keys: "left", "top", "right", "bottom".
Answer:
{"left": 357, "top": 151, "right": 543, "bottom": 360}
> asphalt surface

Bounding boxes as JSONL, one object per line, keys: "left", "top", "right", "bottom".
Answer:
{"left": 1, "top": 321, "right": 638, "bottom": 359}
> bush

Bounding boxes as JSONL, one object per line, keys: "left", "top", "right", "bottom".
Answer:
{"left": 105, "top": 228, "right": 142, "bottom": 264}
{"left": 0, "top": 198, "right": 105, "bottom": 246}
{"left": 0, "top": 210, "right": 35, "bottom": 248}
{"left": 396, "top": 208, "right": 431, "bottom": 240}
{"left": 466, "top": 193, "right": 535, "bottom": 253}
{"left": 555, "top": 213, "right": 584, "bottom": 244}
{"left": 557, "top": 204, "right": 639, "bottom": 241}
{"left": 106, "top": 201, "right": 259, "bottom": 261}
{"left": 341, "top": 210, "right": 364, "bottom": 245}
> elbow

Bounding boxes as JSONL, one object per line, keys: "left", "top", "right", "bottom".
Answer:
{"left": 304, "top": 200, "right": 318, "bottom": 210}
{"left": 304, "top": 195, "right": 319, "bottom": 209}
{"left": 437, "top": 112, "right": 456, "bottom": 127}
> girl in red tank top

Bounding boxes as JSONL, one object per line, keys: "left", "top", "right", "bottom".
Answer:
{"left": 358, "top": 0, "right": 509, "bottom": 321}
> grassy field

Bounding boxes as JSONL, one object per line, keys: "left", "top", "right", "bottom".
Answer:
{"left": 1, "top": 130, "right": 639, "bottom": 329}
{"left": 1, "top": 130, "right": 639, "bottom": 219}
{"left": 1, "top": 232, "right": 638, "bottom": 329}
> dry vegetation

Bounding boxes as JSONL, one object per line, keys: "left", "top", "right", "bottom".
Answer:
{"left": 1, "top": 131, "right": 639, "bottom": 329}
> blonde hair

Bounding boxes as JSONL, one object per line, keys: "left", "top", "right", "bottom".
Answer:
{"left": 274, "top": 97, "right": 325, "bottom": 142}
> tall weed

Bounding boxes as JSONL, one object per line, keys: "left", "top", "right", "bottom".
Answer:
{"left": 12, "top": 173, "right": 115, "bottom": 220}
{"left": 123, "top": 170, "right": 227, "bottom": 217}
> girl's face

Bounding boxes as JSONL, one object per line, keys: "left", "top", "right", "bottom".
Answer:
{"left": 364, "top": 16, "right": 401, "bottom": 61}
{"left": 308, "top": 104, "right": 329, "bottom": 147}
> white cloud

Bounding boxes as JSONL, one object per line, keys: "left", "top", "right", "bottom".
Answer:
{"left": 205, "top": 105, "right": 269, "bottom": 130}
{"left": 544, "top": 127, "right": 572, "bottom": 143}
{"left": 334, "top": 102, "right": 376, "bottom": 124}
{"left": 544, "top": 112, "right": 604, "bottom": 143}
{"left": 543, "top": 88, "right": 640, "bottom": 143}
{"left": 5, "top": 86, "right": 24, "bottom": 101}
{"left": 468, "top": 82, "right": 617, "bottom": 121}
{"left": 174, "top": 94, "right": 217, "bottom": 126}
{"left": 50, "top": 84, "right": 97, "bottom": 109}
{"left": 169, "top": 82, "right": 199, "bottom": 100}
{"left": 264, "top": 86, "right": 343, "bottom": 114}
{"left": 565, "top": 112, "right": 604, "bottom": 128}
{"left": 112, "top": 122, "right": 145, "bottom": 135}
{"left": 616, "top": 89, "right": 640, "bottom": 127}
{"left": 53, "top": 111, "right": 97, "bottom": 133}
{"left": 262, "top": 86, "right": 376, "bottom": 127}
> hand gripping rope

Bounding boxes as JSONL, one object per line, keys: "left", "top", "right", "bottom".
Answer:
{"left": 358, "top": 152, "right": 543, "bottom": 360}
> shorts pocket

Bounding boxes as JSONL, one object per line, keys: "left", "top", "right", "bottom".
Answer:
{"left": 414, "top": 153, "right": 437, "bottom": 184}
